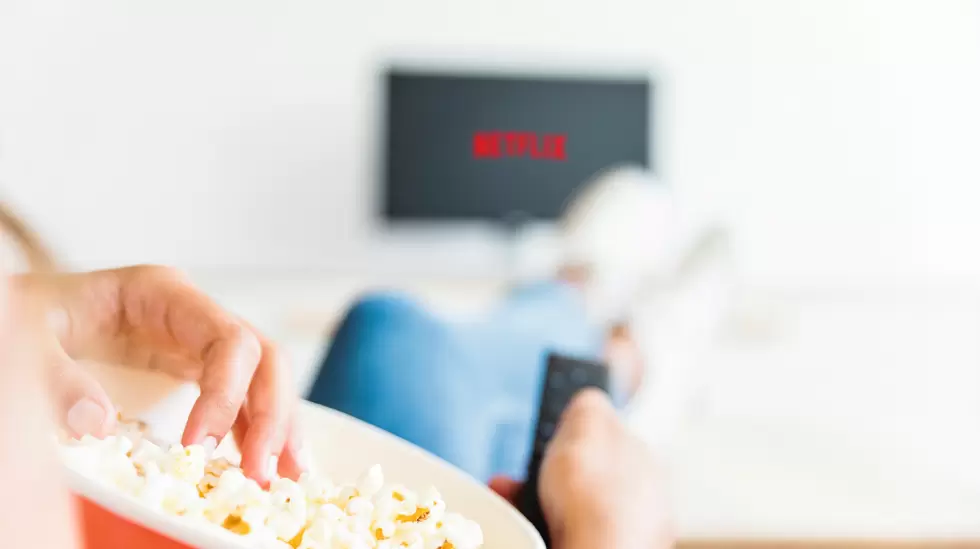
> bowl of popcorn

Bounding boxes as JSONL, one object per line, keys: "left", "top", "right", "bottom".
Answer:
{"left": 60, "top": 401, "right": 544, "bottom": 549}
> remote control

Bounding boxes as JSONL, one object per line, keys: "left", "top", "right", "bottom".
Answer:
{"left": 515, "top": 353, "right": 611, "bottom": 547}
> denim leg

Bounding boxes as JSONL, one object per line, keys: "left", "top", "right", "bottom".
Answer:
{"left": 306, "top": 292, "right": 494, "bottom": 480}
{"left": 306, "top": 284, "right": 606, "bottom": 483}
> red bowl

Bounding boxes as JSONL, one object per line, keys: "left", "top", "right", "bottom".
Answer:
{"left": 76, "top": 494, "right": 193, "bottom": 549}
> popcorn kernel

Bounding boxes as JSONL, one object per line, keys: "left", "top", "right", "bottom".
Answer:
{"left": 397, "top": 507, "right": 430, "bottom": 523}
{"left": 287, "top": 526, "right": 307, "bottom": 548}
{"left": 222, "top": 514, "right": 251, "bottom": 536}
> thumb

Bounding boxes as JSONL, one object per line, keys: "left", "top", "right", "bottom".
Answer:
{"left": 46, "top": 346, "right": 117, "bottom": 438}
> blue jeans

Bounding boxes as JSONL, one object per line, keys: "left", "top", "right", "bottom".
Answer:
{"left": 305, "top": 282, "right": 606, "bottom": 483}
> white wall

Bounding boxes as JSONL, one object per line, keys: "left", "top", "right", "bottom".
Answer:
{"left": 1, "top": 0, "right": 979, "bottom": 287}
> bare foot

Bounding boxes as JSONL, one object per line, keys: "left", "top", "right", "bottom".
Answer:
{"left": 557, "top": 264, "right": 592, "bottom": 290}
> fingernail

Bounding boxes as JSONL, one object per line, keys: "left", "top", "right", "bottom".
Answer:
{"left": 202, "top": 436, "right": 218, "bottom": 456}
{"left": 267, "top": 455, "right": 279, "bottom": 480}
{"left": 67, "top": 399, "right": 106, "bottom": 437}
{"left": 296, "top": 442, "right": 312, "bottom": 472}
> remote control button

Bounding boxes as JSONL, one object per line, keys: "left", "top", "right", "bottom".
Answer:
{"left": 548, "top": 372, "right": 566, "bottom": 390}
{"left": 549, "top": 397, "right": 566, "bottom": 416}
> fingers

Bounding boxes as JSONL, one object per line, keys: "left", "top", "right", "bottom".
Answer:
{"left": 45, "top": 343, "right": 117, "bottom": 438}
{"left": 139, "top": 272, "right": 295, "bottom": 484}
{"left": 537, "top": 389, "right": 619, "bottom": 525}
{"left": 563, "top": 387, "right": 617, "bottom": 419}
{"left": 276, "top": 419, "right": 307, "bottom": 482}
{"left": 235, "top": 331, "right": 304, "bottom": 485}
{"left": 230, "top": 406, "right": 250, "bottom": 451}
{"left": 232, "top": 406, "right": 305, "bottom": 485}
{"left": 487, "top": 476, "right": 522, "bottom": 504}
{"left": 553, "top": 388, "right": 618, "bottom": 443}
{"left": 46, "top": 266, "right": 301, "bottom": 485}
{"left": 237, "top": 337, "right": 281, "bottom": 483}
{"left": 182, "top": 323, "right": 261, "bottom": 447}
{"left": 239, "top": 410, "right": 278, "bottom": 485}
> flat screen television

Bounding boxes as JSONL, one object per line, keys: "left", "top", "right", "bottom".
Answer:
{"left": 380, "top": 67, "right": 654, "bottom": 226}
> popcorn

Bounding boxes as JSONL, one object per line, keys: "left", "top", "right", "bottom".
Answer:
{"left": 223, "top": 505, "right": 273, "bottom": 538}
{"left": 59, "top": 423, "right": 484, "bottom": 549}
{"left": 263, "top": 542, "right": 295, "bottom": 549}
{"left": 438, "top": 513, "right": 484, "bottom": 549}
{"left": 335, "top": 485, "right": 359, "bottom": 507}
{"left": 300, "top": 519, "right": 335, "bottom": 547}
{"left": 116, "top": 412, "right": 150, "bottom": 445}
{"left": 299, "top": 472, "right": 337, "bottom": 508}
{"left": 199, "top": 456, "right": 236, "bottom": 496}
{"left": 160, "top": 443, "right": 209, "bottom": 485}
{"left": 355, "top": 464, "right": 384, "bottom": 499}
{"left": 270, "top": 477, "right": 307, "bottom": 516}
{"left": 61, "top": 435, "right": 142, "bottom": 492}
{"left": 130, "top": 438, "right": 165, "bottom": 473}
{"left": 205, "top": 468, "right": 270, "bottom": 525}
{"left": 346, "top": 496, "right": 373, "bottom": 518}
{"left": 314, "top": 502, "right": 345, "bottom": 523}
{"left": 390, "top": 530, "right": 425, "bottom": 549}
{"left": 161, "top": 479, "right": 208, "bottom": 518}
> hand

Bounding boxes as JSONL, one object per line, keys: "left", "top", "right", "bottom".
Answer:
{"left": 19, "top": 265, "right": 305, "bottom": 485}
{"left": 489, "top": 390, "right": 674, "bottom": 549}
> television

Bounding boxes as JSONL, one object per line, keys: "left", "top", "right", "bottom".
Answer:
{"left": 380, "top": 67, "right": 654, "bottom": 227}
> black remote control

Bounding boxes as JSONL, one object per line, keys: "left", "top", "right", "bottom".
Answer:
{"left": 515, "top": 353, "right": 611, "bottom": 547}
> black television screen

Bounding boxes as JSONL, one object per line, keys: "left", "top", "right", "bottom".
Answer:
{"left": 381, "top": 68, "right": 652, "bottom": 223}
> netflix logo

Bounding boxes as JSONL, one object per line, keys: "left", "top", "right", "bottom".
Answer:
{"left": 472, "top": 131, "right": 567, "bottom": 161}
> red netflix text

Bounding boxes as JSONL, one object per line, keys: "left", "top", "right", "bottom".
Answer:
{"left": 472, "top": 131, "right": 567, "bottom": 161}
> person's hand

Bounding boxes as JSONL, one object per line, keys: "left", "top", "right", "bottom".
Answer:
{"left": 18, "top": 265, "right": 305, "bottom": 485}
{"left": 489, "top": 389, "right": 674, "bottom": 549}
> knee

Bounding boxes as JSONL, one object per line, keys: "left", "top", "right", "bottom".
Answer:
{"left": 314, "top": 291, "right": 449, "bottom": 387}
{"left": 340, "top": 291, "right": 427, "bottom": 332}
